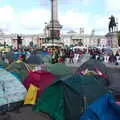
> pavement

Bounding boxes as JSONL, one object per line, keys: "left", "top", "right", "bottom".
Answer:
{"left": 104, "top": 63, "right": 120, "bottom": 69}
{"left": 0, "top": 106, "right": 51, "bottom": 120}
{"left": 2, "top": 55, "right": 120, "bottom": 120}
{"left": 105, "top": 64, "right": 120, "bottom": 95}
{"left": 65, "top": 54, "right": 91, "bottom": 67}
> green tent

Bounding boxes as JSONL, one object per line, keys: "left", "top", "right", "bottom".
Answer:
{"left": 33, "top": 75, "right": 107, "bottom": 120}
{"left": 38, "top": 52, "right": 52, "bottom": 63}
{"left": 6, "top": 61, "right": 30, "bottom": 82}
{"left": 43, "top": 55, "right": 52, "bottom": 63}
{"left": 46, "top": 63, "right": 72, "bottom": 77}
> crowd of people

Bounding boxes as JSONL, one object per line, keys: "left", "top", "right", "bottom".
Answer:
{"left": 0, "top": 47, "right": 86, "bottom": 65}
{"left": 89, "top": 48, "right": 120, "bottom": 65}
{"left": 0, "top": 46, "right": 120, "bottom": 66}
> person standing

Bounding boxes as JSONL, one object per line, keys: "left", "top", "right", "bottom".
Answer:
{"left": 69, "top": 51, "right": 74, "bottom": 64}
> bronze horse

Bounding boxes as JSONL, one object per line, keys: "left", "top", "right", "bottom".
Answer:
{"left": 109, "top": 16, "right": 116, "bottom": 32}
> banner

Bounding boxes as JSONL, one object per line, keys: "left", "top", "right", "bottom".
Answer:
{"left": 24, "top": 84, "right": 39, "bottom": 105}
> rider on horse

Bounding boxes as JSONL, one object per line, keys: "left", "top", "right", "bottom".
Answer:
{"left": 109, "top": 15, "right": 117, "bottom": 32}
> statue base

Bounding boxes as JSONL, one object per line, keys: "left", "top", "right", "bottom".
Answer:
{"left": 105, "top": 32, "right": 118, "bottom": 48}
{"left": 47, "top": 20, "right": 62, "bottom": 30}
{"left": 47, "top": 20, "right": 62, "bottom": 38}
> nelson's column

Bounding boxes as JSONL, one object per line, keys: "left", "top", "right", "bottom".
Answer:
{"left": 47, "top": 0, "right": 62, "bottom": 44}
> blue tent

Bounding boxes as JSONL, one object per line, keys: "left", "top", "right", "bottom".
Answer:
{"left": 80, "top": 93, "right": 120, "bottom": 120}
{"left": 40, "top": 51, "right": 49, "bottom": 56}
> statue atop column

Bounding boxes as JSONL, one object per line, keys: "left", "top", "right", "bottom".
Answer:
{"left": 108, "top": 15, "right": 118, "bottom": 33}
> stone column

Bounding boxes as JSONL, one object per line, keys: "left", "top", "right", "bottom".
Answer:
{"left": 51, "top": 0, "right": 58, "bottom": 21}
{"left": 47, "top": 0, "right": 62, "bottom": 41}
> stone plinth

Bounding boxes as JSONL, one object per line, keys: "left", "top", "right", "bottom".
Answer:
{"left": 47, "top": 20, "right": 62, "bottom": 31}
{"left": 105, "top": 32, "right": 118, "bottom": 48}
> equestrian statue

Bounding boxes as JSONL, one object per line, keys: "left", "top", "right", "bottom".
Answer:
{"left": 109, "top": 15, "right": 118, "bottom": 33}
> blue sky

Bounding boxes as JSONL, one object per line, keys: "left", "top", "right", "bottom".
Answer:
{"left": 0, "top": 0, "right": 119, "bottom": 34}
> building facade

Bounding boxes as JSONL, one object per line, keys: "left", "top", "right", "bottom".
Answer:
{"left": 0, "top": 31, "right": 107, "bottom": 48}
{"left": 61, "top": 33, "right": 107, "bottom": 47}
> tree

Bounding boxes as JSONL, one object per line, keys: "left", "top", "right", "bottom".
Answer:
{"left": 117, "top": 31, "right": 120, "bottom": 46}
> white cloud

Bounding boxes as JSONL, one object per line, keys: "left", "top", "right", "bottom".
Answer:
{"left": 0, "top": 5, "right": 51, "bottom": 34}
{"left": 0, "top": 5, "right": 18, "bottom": 33}
{"left": 0, "top": 5, "right": 91, "bottom": 34}
{"left": 106, "top": 0, "right": 120, "bottom": 12}
{"left": 0, "top": 4, "right": 109, "bottom": 35}
{"left": 59, "top": 0, "right": 92, "bottom": 5}
{"left": 60, "top": 10, "right": 92, "bottom": 33}
{"left": 19, "top": 8, "right": 50, "bottom": 29}
{"left": 0, "top": 5, "right": 15, "bottom": 23}
{"left": 60, "top": 11, "right": 89, "bottom": 27}
{"left": 92, "top": 15, "right": 109, "bottom": 34}
{"left": 82, "top": 0, "right": 93, "bottom": 5}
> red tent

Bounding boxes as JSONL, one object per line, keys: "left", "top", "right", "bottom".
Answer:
{"left": 24, "top": 70, "right": 56, "bottom": 96}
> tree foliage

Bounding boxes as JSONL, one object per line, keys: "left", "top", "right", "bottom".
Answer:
{"left": 117, "top": 32, "right": 120, "bottom": 46}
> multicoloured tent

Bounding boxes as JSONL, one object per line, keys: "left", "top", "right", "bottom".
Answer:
{"left": 46, "top": 63, "right": 72, "bottom": 77}
{"left": 33, "top": 75, "right": 107, "bottom": 120}
{"left": 0, "top": 68, "right": 27, "bottom": 112}
{"left": 24, "top": 70, "right": 56, "bottom": 97}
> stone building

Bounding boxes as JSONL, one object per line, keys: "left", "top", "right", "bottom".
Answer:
{"left": 61, "top": 32, "right": 107, "bottom": 47}
{"left": 0, "top": 32, "right": 106, "bottom": 48}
